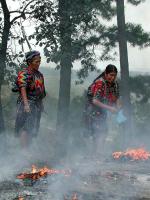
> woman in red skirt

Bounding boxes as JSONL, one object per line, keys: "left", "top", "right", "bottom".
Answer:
{"left": 85, "top": 64, "right": 121, "bottom": 139}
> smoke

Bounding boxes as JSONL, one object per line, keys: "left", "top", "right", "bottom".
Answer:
{"left": 0, "top": 76, "right": 150, "bottom": 199}
{"left": 0, "top": 106, "right": 150, "bottom": 200}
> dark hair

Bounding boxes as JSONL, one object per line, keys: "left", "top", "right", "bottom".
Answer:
{"left": 25, "top": 50, "right": 40, "bottom": 65}
{"left": 93, "top": 64, "right": 118, "bottom": 82}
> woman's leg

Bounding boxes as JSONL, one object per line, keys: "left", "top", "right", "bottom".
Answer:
{"left": 20, "top": 130, "right": 31, "bottom": 148}
{"left": 92, "top": 115, "right": 108, "bottom": 158}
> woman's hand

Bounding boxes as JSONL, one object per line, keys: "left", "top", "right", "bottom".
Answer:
{"left": 93, "top": 98, "right": 118, "bottom": 113}
{"left": 24, "top": 104, "right": 31, "bottom": 113}
{"left": 20, "top": 87, "right": 31, "bottom": 113}
{"left": 109, "top": 106, "right": 118, "bottom": 113}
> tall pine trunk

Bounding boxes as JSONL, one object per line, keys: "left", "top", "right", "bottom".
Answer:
{"left": 0, "top": 0, "right": 11, "bottom": 133}
{"left": 116, "top": 0, "right": 131, "bottom": 116}
{"left": 56, "top": 0, "right": 72, "bottom": 133}
{"left": 116, "top": 0, "right": 133, "bottom": 147}
{"left": 0, "top": 85, "right": 4, "bottom": 132}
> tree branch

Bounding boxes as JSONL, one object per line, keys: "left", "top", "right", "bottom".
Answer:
{"left": 10, "top": 0, "right": 36, "bottom": 25}
{"left": 9, "top": 10, "right": 22, "bottom": 14}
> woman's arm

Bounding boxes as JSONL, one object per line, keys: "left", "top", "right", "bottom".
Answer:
{"left": 17, "top": 70, "right": 31, "bottom": 112}
{"left": 20, "top": 87, "right": 30, "bottom": 112}
{"left": 92, "top": 98, "right": 117, "bottom": 113}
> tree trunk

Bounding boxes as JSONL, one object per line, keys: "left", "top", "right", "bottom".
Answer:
{"left": 0, "top": 0, "right": 11, "bottom": 133}
{"left": 56, "top": 0, "right": 72, "bottom": 133}
{"left": 116, "top": 0, "right": 131, "bottom": 116}
{"left": 57, "top": 59, "right": 72, "bottom": 132}
{"left": 116, "top": 0, "right": 133, "bottom": 145}
{"left": 0, "top": 85, "right": 5, "bottom": 133}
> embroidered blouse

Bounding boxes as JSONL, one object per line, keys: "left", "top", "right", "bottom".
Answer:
{"left": 17, "top": 67, "right": 46, "bottom": 101}
{"left": 93, "top": 77, "right": 119, "bottom": 105}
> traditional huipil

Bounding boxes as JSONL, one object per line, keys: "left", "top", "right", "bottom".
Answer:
{"left": 86, "top": 76, "right": 119, "bottom": 138}
{"left": 15, "top": 66, "right": 46, "bottom": 137}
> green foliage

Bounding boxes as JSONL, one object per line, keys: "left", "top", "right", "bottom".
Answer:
{"left": 0, "top": 0, "right": 149, "bottom": 85}
{"left": 126, "top": 23, "right": 150, "bottom": 47}
{"left": 26, "top": 0, "right": 150, "bottom": 84}
{"left": 0, "top": 0, "right": 37, "bottom": 85}
{"left": 4, "top": 50, "right": 27, "bottom": 84}
{"left": 29, "top": 0, "right": 117, "bottom": 81}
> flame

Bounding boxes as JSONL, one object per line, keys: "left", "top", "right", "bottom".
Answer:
{"left": 113, "top": 148, "right": 150, "bottom": 160}
{"left": 31, "top": 165, "right": 37, "bottom": 173}
{"left": 71, "top": 193, "right": 78, "bottom": 200}
{"left": 112, "top": 151, "right": 122, "bottom": 159}
{"left": 17, "top": 165, "right": 71, "bottom": 180}
{"left": 18, "top": 196, "right": 24, "bottom": 200}
{"left": 64, "top": 193, "right": 78, "bottom": 200}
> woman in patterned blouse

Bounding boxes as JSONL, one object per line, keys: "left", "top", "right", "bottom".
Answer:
{"left": 15, "top": 50, "right": 46, "bottom": 148}
{"left": 86, "top": 64, "right": 121, "bottom": 140}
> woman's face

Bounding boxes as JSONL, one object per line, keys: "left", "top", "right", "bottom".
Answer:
{"left": 30, "top": 55, "right": 41, "bottom": 70}
{"left": 105, "top": 72, "right": 117, "bottom": 83}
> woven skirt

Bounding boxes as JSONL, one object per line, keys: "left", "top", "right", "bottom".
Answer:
{"left": 15, "top": 100, "right": 42, "bottom": 137}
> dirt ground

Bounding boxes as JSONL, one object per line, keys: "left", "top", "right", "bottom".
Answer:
{"left": 1, "top": 156, "right": 150, "bottom": 200}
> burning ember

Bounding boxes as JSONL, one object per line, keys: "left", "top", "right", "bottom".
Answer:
{"left": 18, "top": 196, "right": 24, "bottom": 200}
{"left": 17, "top": 165, "right": 71, "bottom": 180}
{"left": 64, "top": 193, "right": 78, "bottom": 200}
{"left": 71, "top": 193, "right": 78, "bottom": 200}
{"left": 113, "top": 148, "right": 150, "bottom": 161}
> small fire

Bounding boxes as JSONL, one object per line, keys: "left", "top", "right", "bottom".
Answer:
{"left": 64, "top": 193, "right": 78, "bottom": 200}
{"left": 17, "top": 165, "right": 71, "bottom": 180}
{"left": 71, "top": 193, "right": 78, "bottom": 200}
{"left": 113, "top": 148, "right": 150, "bottom": 161}
{"left": 18, "top": 196, "right": 24, "bottom": 200}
